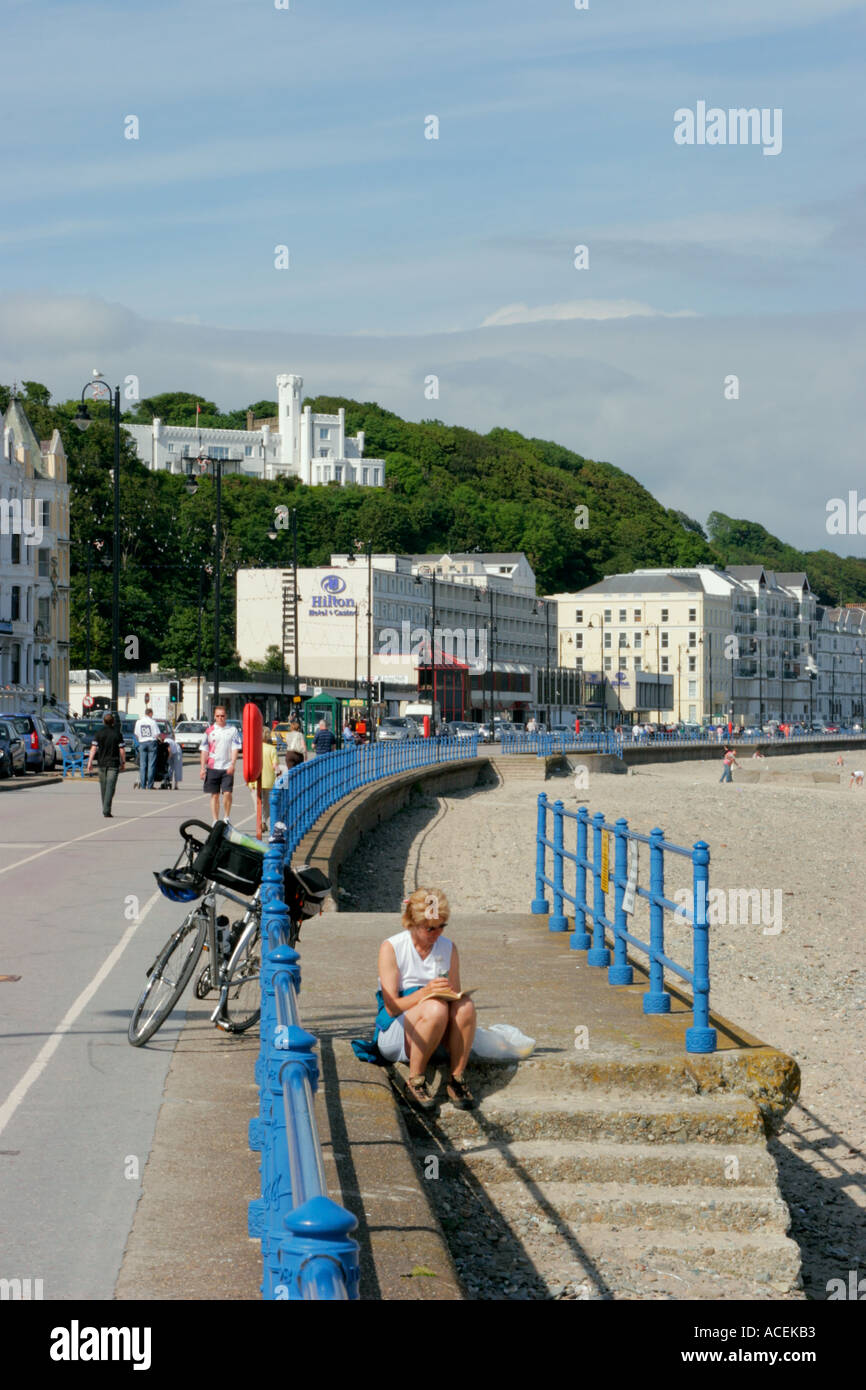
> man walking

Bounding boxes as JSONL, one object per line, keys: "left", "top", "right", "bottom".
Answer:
{"left": 86, "top": 712, "right": 126, "bottom": 817}
{"left": 199, "top": 705, "right": 242, "bottom": 823}
{"left": 313, "top": 719, "right": 335, "bottom": 756}
{"left": 134, "top": 706, "right": 161, "bottom": 790}
{"left": 719, "top": 746, "right": 739, "bottom": 783}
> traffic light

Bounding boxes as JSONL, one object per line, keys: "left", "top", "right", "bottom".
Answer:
{"left": 169, "top": 679, "right": 182, "bottom": 704}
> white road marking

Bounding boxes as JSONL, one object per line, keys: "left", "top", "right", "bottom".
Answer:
{"left": 0, "top": 793, "right": 202, "bottom": 878}
{"left": 0, "top": 889, "right": 162, "bottom": 1139}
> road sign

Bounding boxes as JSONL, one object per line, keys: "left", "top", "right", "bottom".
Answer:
{"left": 82, "top": 695, "right": 94, "bottom": 709}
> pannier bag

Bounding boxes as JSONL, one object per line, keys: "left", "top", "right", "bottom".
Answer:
{"left": 191, "top": 822, "right": 266, "bottom": 897}
{"left": 283, "top": 864, "right": 331, "bottom": 920}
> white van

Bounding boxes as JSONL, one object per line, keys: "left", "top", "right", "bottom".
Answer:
{"left": 400, "top": 700, "right": 441, "bottom": 733}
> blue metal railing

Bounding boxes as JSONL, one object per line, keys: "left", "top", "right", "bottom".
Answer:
{"left": 531, "top": 792, "right": 716, "bottom": 1054}
{"left": 270, "top": 735, "right": 480, "bottom": 854}
{"left": 502, "top": 727, "right": 865, "bottom": 758}
{"left": 249, "top": 733, "right": 481, "bottom": 1299}
{"left": 500, "top": 731, "right": 624, "bottom": 758}
{"left": 248, "top": 840, "right": 361, "bottom": 1300}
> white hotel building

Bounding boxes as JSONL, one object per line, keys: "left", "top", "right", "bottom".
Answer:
{"left": 124, "top": 373, "right": 385, "bottom": 488}
{"left": 236, "top": 552, "right": 546, "bottom": 721}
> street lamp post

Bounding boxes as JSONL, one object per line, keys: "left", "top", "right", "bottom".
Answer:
{"left": 414, "top": 565, "right": 438, "bottom": 714}
{"left": 75, "top": 374, "right": 121, "bottom": 715}
{"left": 195, "top": 565, "right": 205, "bottom": 721}
{"left": 349, "top": 541, "right": 374, "bottom": 729}
{"left": 185, "top": 455, "right": 223, "bottom": 715}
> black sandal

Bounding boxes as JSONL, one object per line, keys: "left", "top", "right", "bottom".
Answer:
{"left": 405, "top": 1075, "right": 436, "bottom": 1111}
{"left": 447, "top": 1074, "right": 475, "bottom": 1110}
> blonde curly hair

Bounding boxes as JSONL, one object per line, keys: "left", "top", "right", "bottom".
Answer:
{"left": 401, "top": 887, "right": 450, "bottom": 931}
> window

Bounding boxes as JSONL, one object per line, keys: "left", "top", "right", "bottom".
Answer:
{"left": 618, "top": 609, "right": 627, "bottom": 623}
{"left": 319, "top": 428, "right": 331, "bottom": 439}
{"left": 634, "top": 658, "right": 642, "bottom": 672}
{"left": 618, "top": 633, "right": 627, "bottom": 648}
{"left": 318, "top": 449, "right": 329, "bottom": 458}
{"left": 661, "top": 608, "right": 669, "bottom": 622}
{"left": 603, "top": 657, "right": 612, "bottom": 672}
{"left": 11, "top": 644, "right": 20, "bottom": 683}
{"left": 37, "top": 499, "right": 49, "bottom": 528}
{"left": 38, "top": 549, "right": 50, "bottom": 578}
{"left": 575, "top": 609, "right": 583, "bottom": 624}
{"left": 362, "top": 467, "right": 369, "bottom": 484}
{"left": 575, "top": 634, "right": 583, "bottom": 649}
{"left": 661, "top": 656, "right": 669, "bottom": 673}
{"left": 688, "top": 680, "right": 697, "bottom": 698}
{"left": 634, "top": 609, "right": 641, "bottom": 622}
{"left": 619, "top": 657, "right": 627, "bottom": 671}
{"left": 37, "top": 596, "right": 50, "bottom": 636}
{"left": 688, "top": 631, "right": 697, "bottom": 648}
{"left": 661, "top": 631, "right": 669, "bottom": 648}
{"left": 603, "top": 609, "right": 611, "bottom": 622}
{"left": 575, "top": 658, "right": 583, "bottom": 671}
{"left": 689, "top": 608, "right": 697, "bottom": 622}
{"left": 335, "top": 466, "right": 343, "bottom": 482}
{"left": 244, "top": 446, "right": 253, "bottom": 457}
{"left": 603, "top": 632, "right": 611, "bottom": 649}
{"left": 11, "top": 533, "right": 20, "bottom": 565}
{"left": 634, "top": 632, "right": 642, "bottom": 649}
{"left": 688, "top": 656, "right": 696, "bottom": 672}
{"left": 11, "top": 586, "right": 20, "bottom": 621}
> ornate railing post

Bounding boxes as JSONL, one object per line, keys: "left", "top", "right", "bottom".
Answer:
{"left": 587, "top": 811, "right": 611, "bottom": 967}
{"left": 570, "top": 806, "right": 591, "bottom": 950}
{"left": 549, "top": 799, "right": 568, "bottom": 931}
{"left": 531, "top": 793, "right": 550, "bottom": 914}
{"left": 643, "top": 826, "right": 671, "bottom": 1014}
{"left": 686, "top": 840, "right": 716, "bottom": 1054}
{"left": 608, "top": 817, "right": 633, "bottom": 985}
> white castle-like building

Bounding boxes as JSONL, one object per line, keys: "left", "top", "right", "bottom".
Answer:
{"left": 124, "top": 373, "right": 385, "bottom": 488}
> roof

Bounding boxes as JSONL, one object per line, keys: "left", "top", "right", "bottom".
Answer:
{"left": 565, "top": 572, "right": 706, "bottom": 597}
{"left": 3, "top": 398, "right": 48, "bottom": 476}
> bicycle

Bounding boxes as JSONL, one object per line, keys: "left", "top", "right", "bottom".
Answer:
{"left": 127, "top": 818, "right": 330, "bottom": 1047}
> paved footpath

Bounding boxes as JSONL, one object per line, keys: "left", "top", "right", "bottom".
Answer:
{"left": 0, "top": 769, "right": 258, "bottom": 1300}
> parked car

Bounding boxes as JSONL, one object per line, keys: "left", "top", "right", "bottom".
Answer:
{"left": 174, "top": 720, "right": 208, "bottom": 754}
{"left": 0, "top": 718, "right": 27, "bottom": 778}
{"left": 5, "top": 713, "right": 57, "bottom": 773}
{"left": 377, "top": 717, "right": 420, "bottom": 742}
{"left": 444, "top": 721, "right": 481, "bottom": 739}
{"left": 43, "top": 716, "right": 85, "bottom": 759}
{"left": 825, "top": 723, "right": 841, "bottom": 734}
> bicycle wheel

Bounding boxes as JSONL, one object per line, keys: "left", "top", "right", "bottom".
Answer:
{"left": 221, "top": 924, "right": 261, "bottom": 1033}
{"left": 127, "top": 908, "right": 207, "bottom": 1046}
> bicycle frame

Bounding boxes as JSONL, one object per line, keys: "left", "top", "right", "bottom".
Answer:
{"left": 206, "top": 884, "right": 262, "bottom": 1026}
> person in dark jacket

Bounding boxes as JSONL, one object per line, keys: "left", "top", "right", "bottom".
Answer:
{"left": 313, "top": 719, "right": 336, "bottom": 755}
{"left": 86, "top": 712, "right": 126, "bottom": 816}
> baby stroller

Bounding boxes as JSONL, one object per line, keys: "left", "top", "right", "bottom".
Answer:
{"left": 154, "top": 738, "right": 173, "bottom": 789}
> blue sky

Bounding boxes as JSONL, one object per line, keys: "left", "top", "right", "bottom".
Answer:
{"left": 1, "top": 0, "right": 864, "bottom": 553}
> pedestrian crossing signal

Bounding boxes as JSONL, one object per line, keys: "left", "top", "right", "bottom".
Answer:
{"left": 169, "top": 679, "right": 182, "bottom": 703}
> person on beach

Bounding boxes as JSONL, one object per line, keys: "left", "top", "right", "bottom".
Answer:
{"left": 849, "top": 769, "right": 864, "bottom": 789}
{"left": 752, "top": 748, "right": 766, "bottom": 760}
{"left": 720, "top": 747, "right": 739, "bottom": 783}
{"left": 374, "top": 888, "right": 477, "bottom": 1112}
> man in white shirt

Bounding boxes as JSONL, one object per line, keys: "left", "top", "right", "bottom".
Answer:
{"left": 134, "top": 707, "right": 161, "bottom": 790}
{"left": 199, "top": 706, "right": 242, "bottom": 822}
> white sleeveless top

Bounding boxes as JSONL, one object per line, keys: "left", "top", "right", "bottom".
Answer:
{"left": 380, "top": 930, "right": 453, "bottom": 993}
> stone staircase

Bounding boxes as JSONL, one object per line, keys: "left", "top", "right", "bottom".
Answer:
{"left": 397, "top": 1055, "right": 802, "bottom": 1301}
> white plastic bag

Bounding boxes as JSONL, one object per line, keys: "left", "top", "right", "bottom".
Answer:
{"left": 471, "top": 1023, "right": 536, "bottom": 1061}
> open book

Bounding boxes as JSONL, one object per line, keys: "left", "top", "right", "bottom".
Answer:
{"left": 425, "top": 987, "right": 476, "bottom": 1003}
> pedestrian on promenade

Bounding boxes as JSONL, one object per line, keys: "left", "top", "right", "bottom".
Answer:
{"left": 342, "top": 718, "right": 355, "bottom": 747}
{"left": 248, "top": 727, "right": 280, "bottom": 831}
{"left": 373, "top": 887, "right": 477, "bottom": 1112}
{"left": 199, "top": 705, "right": 242, "bottom": 823}
{"left": 86, "top": 712, "right": 126, "bottom": 817}
{"left": 849, "top": 769, "right": 864, "bottom": 789}
{"left": 526, "top": 716, "right": 537, "bottom": 734}
{"left": 313, "top": 719, "right": 335, "bottom": 756}
{"left": 134, "top": 707, "right": 160, "bottom": 790}
{"left": 284, "top": 717, "right": 307, "bottom": 761}
{"left": 719, "top": 747, "right": 739, "bottom": 783}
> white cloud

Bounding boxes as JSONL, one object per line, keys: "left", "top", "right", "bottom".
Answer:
{"left": 480, "top": 300, "right": 698, "bottom": 327}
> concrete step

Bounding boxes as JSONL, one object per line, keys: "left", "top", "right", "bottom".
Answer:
{"left": 568, "top": 1229, "right": 802, "bottom": 1291}
{"left": 426, "top": 1137, "right": 779, "bottom": 1188}
{"left": 466, "top": 1052, "right": 783, "bottom": 1102}
{"left": 435, "top": 1091, "right": 766, "bottom": 1145}
{"left": 460, "top": 1178, "right": 790, "bottom": 1235}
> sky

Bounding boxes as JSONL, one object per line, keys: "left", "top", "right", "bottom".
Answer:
{"left": 1, "top": 0, "right": 864, "bottom": 553}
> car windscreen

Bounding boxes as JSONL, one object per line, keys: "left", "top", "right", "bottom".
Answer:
{"left": 10, "top": 718, "right": 31, "bottom": 735}
{"left": 44, "top": 721, "right": 66, "bottom": 734}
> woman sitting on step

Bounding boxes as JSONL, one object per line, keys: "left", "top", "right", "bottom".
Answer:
{"left": 375, "top": 888, "right": 477, "bottom": 1112}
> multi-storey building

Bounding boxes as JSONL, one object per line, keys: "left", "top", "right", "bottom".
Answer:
{"left": 124, "top": 373, "right": 385, "bottom": 488}
{"left": 0, "top": 398, "right": 70, "bottom": 712}
{"left": 235, "top": 551, "right": 549, "bottom": 721}
{"left": 552, "top": 565, "right": 819, "bottom": 725}
{"left": 815, "top": 606, "right": 866, "bottom": 725}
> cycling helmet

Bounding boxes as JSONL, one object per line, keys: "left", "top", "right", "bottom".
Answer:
{"left": 154, "top": 868, "right": 204, "bottom": 902}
